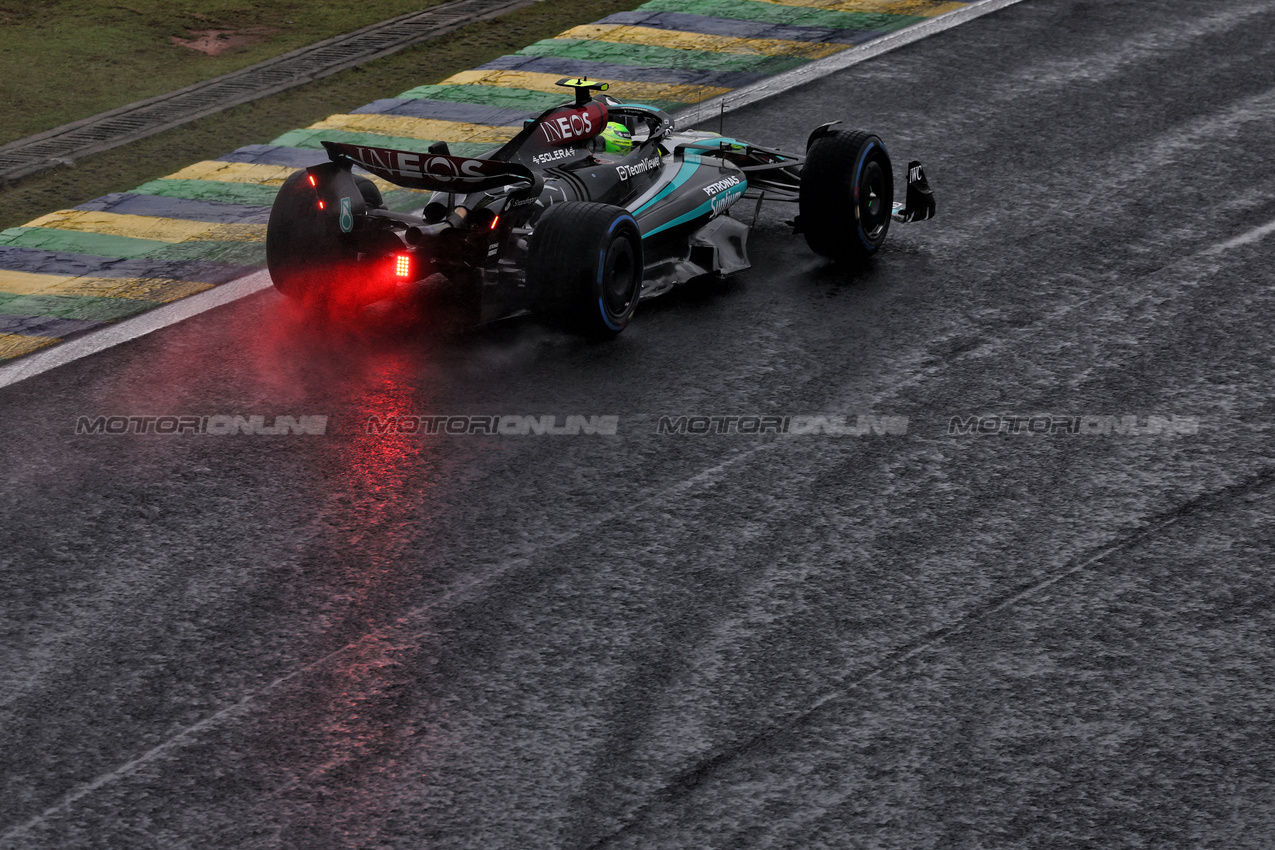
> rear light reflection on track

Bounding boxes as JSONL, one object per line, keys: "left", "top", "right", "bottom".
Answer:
{"left": 300, "top": 352, "right": 443, "bottom": 817}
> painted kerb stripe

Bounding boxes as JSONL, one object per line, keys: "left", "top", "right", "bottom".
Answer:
{"left": 0, "top": 0, "right": 1010, "bottom": 385}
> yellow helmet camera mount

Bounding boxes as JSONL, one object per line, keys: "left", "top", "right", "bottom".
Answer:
{"left": 556, "top": 76, "right": 610, "bottom": 106}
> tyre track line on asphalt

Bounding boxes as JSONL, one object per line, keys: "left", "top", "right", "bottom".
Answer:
{"left": 0, "top": 442, "right": 771, "bottom": 845}
{"left": 11, "top": 10, "right": 1275, "bottom": 838}
{"left": 577, "top": 211, "right": 1275, "bottom": 845}
{"left": 6, "top": 208, "right": 1275, "bottom": 846}
{"left": 586, "top": 468, "right": 1275, "bottom": 848}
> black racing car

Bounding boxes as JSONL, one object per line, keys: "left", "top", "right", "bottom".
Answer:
{"left": 266, "top": 77, "right": 935, "bottom": 337}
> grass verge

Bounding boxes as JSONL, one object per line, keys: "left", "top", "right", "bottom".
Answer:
{"left": 0, "top": 0, "right": 448, "bottom": 146}
{"left": 0, "top": 0, "right": 648, "bottom": 232}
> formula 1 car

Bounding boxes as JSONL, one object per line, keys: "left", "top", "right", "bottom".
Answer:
{"left": 266, "top": 77, "right": 934, "bottom": 337}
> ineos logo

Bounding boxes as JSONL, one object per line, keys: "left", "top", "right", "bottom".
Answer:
{"left": 538, "top": 106, "right": 601, "bottom": 145}
{"left": 420, "top": 155, "right": 485, "bottom": 182}
{"left": 425, "top": 155, "right": 459, "bottom": 180}
{"left": 344, "top": 145, "right": 489, "bottom": 183}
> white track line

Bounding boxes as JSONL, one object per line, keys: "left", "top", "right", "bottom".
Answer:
{"left": 0, "top": 271, "right": 273, "bottom": 390}
{"left": 1210, "top": 217, "right": 1275, "bottom": 253}
{"left": 0, "top": 0, "right": 1026, "bottom": 392}
{"left": 672, "top": 0, "right": 1030, "bottom": 128}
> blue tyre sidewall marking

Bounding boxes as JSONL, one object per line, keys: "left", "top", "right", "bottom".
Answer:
{"left": 597, "top": 214, "right": 638, "bottom": 331}
{"left": 854, "top": 142, "right": 874, "bottom": 253}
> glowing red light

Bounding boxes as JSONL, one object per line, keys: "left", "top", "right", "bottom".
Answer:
{"left": 317, "top": 200, "right": 325, "bottom": 210}
{"left": 307, "top": 174, "right": 317, "bottom": 187}
{"left": 395, "top": 254, "right": 411, "bottom": 278}
{"left": 490, "top": 215, "right": 500, "bottom": 231}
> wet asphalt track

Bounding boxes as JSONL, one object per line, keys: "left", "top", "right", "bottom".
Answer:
{"left": 4, "top": 0, "right": 1275, "bottom": 847}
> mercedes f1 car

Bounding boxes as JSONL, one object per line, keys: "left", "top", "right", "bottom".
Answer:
{"left": 266, "top": 77, "right": 935, "bottom": 337}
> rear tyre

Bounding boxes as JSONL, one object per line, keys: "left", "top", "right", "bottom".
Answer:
{"left": 528, "top": 202, "right": 643, "bottom": 338}
{"left": 354, "top": 176, "right": 385, "bottom": 210}
{"left": 266, "top": 170, "right": 356, "bottom": 305}
{"left": 799, "top": 129, "right": 893, "bottom": 264}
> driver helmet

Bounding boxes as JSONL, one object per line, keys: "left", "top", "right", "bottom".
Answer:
{"left": 600, "top": 121, "right": 633, "bottom": 154}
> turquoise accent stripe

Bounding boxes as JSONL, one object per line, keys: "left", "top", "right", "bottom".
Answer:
{"left": 633, "top": 137, "right": 741, "bottom": 216}
{"left": 642, "top": 183, "right": 748, "bottom": 238}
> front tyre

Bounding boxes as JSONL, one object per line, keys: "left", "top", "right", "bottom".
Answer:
{"left": 528, "top": 202, "right": 643, "bottom": 338}
{"left": 799, "top": 129, "right": 893, "bottom": 264}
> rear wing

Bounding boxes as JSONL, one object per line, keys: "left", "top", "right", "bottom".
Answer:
{"left": 322, "top": 141, "right": 536, "bottom": 193}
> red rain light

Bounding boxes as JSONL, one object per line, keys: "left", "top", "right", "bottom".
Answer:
{"left": 395, "top": 254, "right": 411, "bottom": 278}
{"left": 490, "top": 215, "right": 500, "bottom": 231}
{"left": 317, "top": 200, "right": 325, "bottom": 210}
{"left": 307, "top": 174, "right": 317, "bottom": 187}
